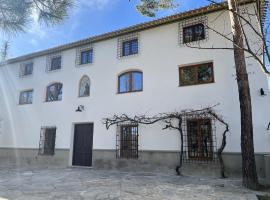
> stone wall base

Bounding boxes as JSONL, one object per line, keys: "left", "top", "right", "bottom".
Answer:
{"left": 0, "top": 148, "right": 269, "bottom": 183}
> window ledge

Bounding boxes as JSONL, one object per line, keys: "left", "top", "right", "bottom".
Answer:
{"left": 117, "top": 90, "right": 143, "bottom": 95}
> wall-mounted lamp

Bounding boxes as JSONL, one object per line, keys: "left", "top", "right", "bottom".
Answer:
{"left": 260, "top": 88, "right": 266, "bottom": 96}
{"left": 75, "top": 105, "right": 85, "bottom": 112}
{"left": 267, "top": 122, "right": 270, "bottom": 131}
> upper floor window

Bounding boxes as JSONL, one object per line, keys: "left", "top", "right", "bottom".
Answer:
{"left": 47, "top": 54, "right": 62, "bottom": 72}
{"left": 46, "top": 83, "right": 63, "bottom": 102}
{"left": 183, "top": 23, "right": 205, "bottom": 43}
{"left": 50, "top": 56, "right": 61, "bottom": 71}
{"left": 179, "top": 62, "right": 214, "bottom": 86}
{"left": 122, "top": 39, "right": 138, "bottom": 57}
{"left": 118, "top": 71, "right": 143, "bottom": 93}
{"left": 79, "top": 75, "right": 90, "bottom": 97}
{"left": 80, "top": 49, "right": 93, "bottom": 65}
{"left": 19, "top": 89, "right": 33, "bottom": 105}
{"left": 20, "top": 62, "right": 33, "bottom": 77}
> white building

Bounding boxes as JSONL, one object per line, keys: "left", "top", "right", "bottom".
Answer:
{"left": 0, "top": 0, "right": 269, "bottom": 180}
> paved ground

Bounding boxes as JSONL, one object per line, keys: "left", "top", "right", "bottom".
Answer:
{"left": 0, "top": 167, "right": 269, "bottom": 200}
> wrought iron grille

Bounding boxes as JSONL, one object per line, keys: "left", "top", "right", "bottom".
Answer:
{"left": 116, "top": 123, "right": 139, "bottom": 159}
{"left": 182, "top": 113, "right": 218, "bottom": 164}
{"left": 38, "top": 127, "right": 56, "bottom": 156}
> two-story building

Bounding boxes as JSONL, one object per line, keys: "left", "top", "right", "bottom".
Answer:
{"left": 0, "top": 0, "right": 269, "bottom": 180}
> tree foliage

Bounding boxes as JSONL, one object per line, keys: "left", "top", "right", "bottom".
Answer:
{"left": 0, "top": 0, "right": 74, "bottom": 35}
{"left": 132, "top": 0, "right": 178, "bottom": 17}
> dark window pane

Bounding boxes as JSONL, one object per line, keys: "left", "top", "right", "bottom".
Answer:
{"left": 194, "top": 24, "right": 205, "bottom": 41}
{"left": 120, "top": 125, "right": 138, "bottom": 159}
{"left": 19, "top": 90, "right": 33, "bottom": 104}
{"left": 183, "top": 23, "right": 205, "bottom": 43}
{"left": 179, "top": 63, "right": 213, "bottom": 86}
{"left": 197, "top": 64, "right": 213, "bottom": 83}
{"left": 23, "top": 63, "right": 33, "bottom": 76}
{"left": 80, "top": 49, "right": 93, "bottom": 64}
{"left": 50, "top": 56, "right": 61, "bottom": 71}
{"left": 187, "top": 119, "right": 213, "bottom": 160}
{"left": 180, "top": 67, "right": 197, "bottom": 85}
{"left": 122, "top": 39, "right": 138, "bottom": 56}
{"left": 39, "top": 127, "right": 56, "bottom": 156}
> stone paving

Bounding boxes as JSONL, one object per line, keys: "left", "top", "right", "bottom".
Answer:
{"left": 0, "top": 166, "right": 269, "bottom": 200}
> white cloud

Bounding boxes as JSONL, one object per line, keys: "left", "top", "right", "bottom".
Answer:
{"left": 29, "top": 8, "right": 47, "bottom": 39}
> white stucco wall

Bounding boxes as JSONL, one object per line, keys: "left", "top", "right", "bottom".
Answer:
{"left": 0, "top": 5, "right": 269, "bottom": 153}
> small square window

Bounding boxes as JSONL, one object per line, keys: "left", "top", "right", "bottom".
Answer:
{"left": 19, "top": 90, "right": 33, "bottom": 105}
{"left": 39, "top": 127, "right": 56, "bottom": 156}
{"left": 20, "top": 62, "right": 33, "bottom": 77}
{"left": 122, "top": 39, "right": 138, "bottom": 57}
{"left": 80, "top": 49, "right": 93, "bottom": 65}
{"left": 50, "top": 56, "right": 61, "bottom": 71}
{"left": 183, "top": 23, "right": 205, "bottom": 43}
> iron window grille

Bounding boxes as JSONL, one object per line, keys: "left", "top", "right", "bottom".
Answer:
{"left": 19, "top": 89, "right": 33, "bottom": 105}
{"left": 179, "top": 62, "right": 214, "bottom": 86}
{"left": 183, "top": 23, "right": 205, "bottom": 43}
{"left": 179, "top": 16, "right": 208, "bottom": 45}
{"left": 46, "top": 53, "right": 62, "bottom": 72}
{"left": 116, "top": 124, "right": 139, "bottom": 159}
{"left": 20, "top": 62, "right": 33, "bottom": 77}
{"left": 80, "top": 49, "right": 93, "bottom": 65}
{"left": 118, "top": 71, "right": 143, "bottom": 93}
{"left": 75, "top": 44, "right": 94, "bottom": 67}
{"left": 117, "top": 33, "right": 139, "bottom": 59}
{"left": 39, "top": 127, "right": 56, "bottom": 156}
{"left": 182, "top": 113, "right": 218, "bottom": 164}
{"left": 122, "top": 39, "right": 138, "bottom": 57}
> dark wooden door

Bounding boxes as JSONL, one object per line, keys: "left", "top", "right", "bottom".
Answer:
{"left": 72, "top": 123, "right": 93, "bottom": 167}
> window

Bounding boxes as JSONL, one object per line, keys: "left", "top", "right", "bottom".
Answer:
{"left": 183, "top": 23, "right": 205, "bottom": 43}
{"left": 122, "top": 39, "right": 138, "bottom": 57}
{"left": 118, "top": 71, "right": 142, "bottom": 93}
{"left": 179, "top": 62, "right": 214, "bottom": 86}
{"left": 20, "top": 62, "right": 33, "bottom": 77}
{"left": 46, "top": 83, "right": 63, "bottom": 102}
{"left": 117, "top": 125, "right": 138, "bottom": 159}
{"left": 48, "top": 56, "right": 61, "bottom": 71}
{"left": 79, "top": 76, "right": 90, "bottom": 97}
{"left": 19, "top": 90, "right": 33, "bottom": 105}
{"left": 187, "top": 119, "right": 213, "bottom": 160}
{"left": 80, "top": 49, "right": 93, "bottom": 65}
{"left": 39, "top": 127, "right": 56, "bottom": 156}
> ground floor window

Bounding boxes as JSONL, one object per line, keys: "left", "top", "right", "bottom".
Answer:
{"left": 116, "top": 124, "right": 138, "bottom": 159}
{"left": 187, "top": 119, "right": 213, "bottom": 160}
{"left": 38, "top": 127, "right": 56, "bottom": 156}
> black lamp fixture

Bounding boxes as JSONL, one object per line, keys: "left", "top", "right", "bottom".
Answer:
{"left": 75, "top": 105, "right": 84, "bottom": 112}
{"left": 267, "top": 122, "right": 270, "bottom": 131}
{"left": 260, "top": 88, "right": 266, "bottom": 96}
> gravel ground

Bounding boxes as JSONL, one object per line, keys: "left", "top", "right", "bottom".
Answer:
{"left": 0, "top": 166, "right": 269, "bottom": 200}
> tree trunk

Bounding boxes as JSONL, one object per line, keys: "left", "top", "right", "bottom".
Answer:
{"left": 227, "top": 0, "right": 259, "bottom": 190}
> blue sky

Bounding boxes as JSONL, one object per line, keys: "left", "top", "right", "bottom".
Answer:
{"left": 1, "top": 0, "right": 211, "bottom": 58}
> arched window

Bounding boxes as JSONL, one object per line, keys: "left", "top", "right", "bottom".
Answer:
{"left": 46, "top": 82, "right": 63, "bottom": 102}
{"left": 79, "top": 76, "right": 90, "bottom": 97}
{"left": 118, "top": 71, "right": 143, "bottom": 93}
